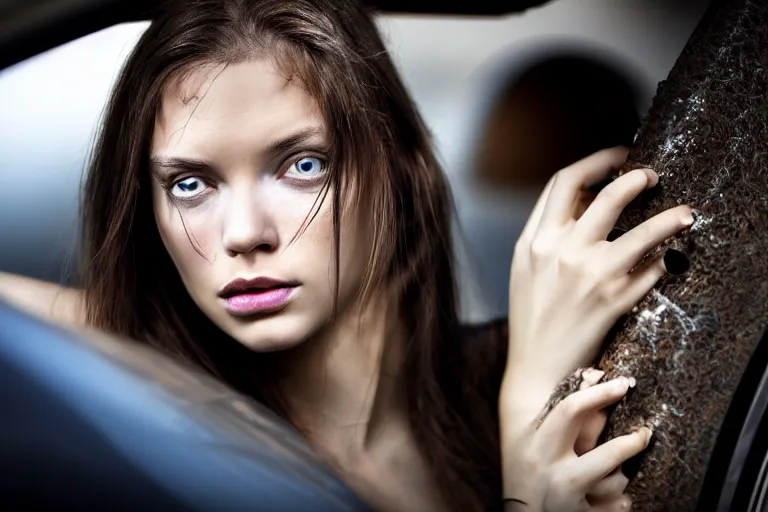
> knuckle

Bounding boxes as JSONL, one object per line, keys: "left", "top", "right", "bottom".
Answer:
{"left": 530, "top": 236, "right": 554, "bottom": 261}
{"left": 513, "top": 237, "right": 530, "bottom": 261}
{"left": 594, "top": 276, "right": 618, "bottom": 303}
{"left": 595, "top": 199, "right": 625, "bottom": 222}
{"left": 593, "top": 384, "right": 614, "bottom": 405}
{"left": 594, "top": 185, "right": 629, "bottom": 210}
{"left": 549, "top": 467, "right": 582, "bottom": 498}
{"left": 611, "top": 168, "right": 646, "bottom": 191}
{"left": 632, "top": 220, "right": 654, "bottom": 241}
{"left": 658, "top": 208, "right": 685, "bottom": 228}
{"left": 556, "top": 249, "right": 583, "bottom": 272}
{"left": 563, "top": 254, "right": 612, "bottom": 298}
{"left": 554, "top": 168, "right": 576, "bottom": 187}
{"left": 595, "top": 185, "right": 620, "bottom": 204}
{"left": 616, "top": 433, "right": 644, "bottom": 460}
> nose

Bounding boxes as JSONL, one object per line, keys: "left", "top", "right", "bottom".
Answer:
{"left": 221, "top": 186, "right": 279, "bottom": 256}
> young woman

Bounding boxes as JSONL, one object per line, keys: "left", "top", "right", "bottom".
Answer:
{"left": 0, "top": 0, "right": 693, "bottom": 510}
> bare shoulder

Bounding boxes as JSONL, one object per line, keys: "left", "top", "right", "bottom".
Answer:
{"left": 0, "top": 272, "right": 86, "bottom": 326}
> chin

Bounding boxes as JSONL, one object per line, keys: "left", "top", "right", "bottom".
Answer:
{"left": 221, "top": 311, "right": 317, "bottom": 353}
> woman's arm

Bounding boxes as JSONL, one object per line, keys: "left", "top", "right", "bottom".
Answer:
{"left": 0, "top": 271, "right": 85, "bottom": 326}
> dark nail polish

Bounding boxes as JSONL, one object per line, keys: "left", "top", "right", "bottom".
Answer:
{"left": 663, "top": 248, "right": 691, "bottom": 275}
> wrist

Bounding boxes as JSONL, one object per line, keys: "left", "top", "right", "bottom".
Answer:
{"left": 500, "top": 369, "right": 561, "bottom": 420}
{"left": 504, "top": 356, "right": 572, "bottom": 390}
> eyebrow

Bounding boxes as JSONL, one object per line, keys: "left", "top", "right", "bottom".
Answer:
{"left": 149, "top": 126, "right": 327, "bottom": 174}
{"left": 149, "top": 156, "right": 212, "bottom": 173}
{"left": 266, "top": 126, "right": 327, "bottom": 157}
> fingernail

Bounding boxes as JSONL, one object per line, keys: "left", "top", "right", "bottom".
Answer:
{"left": 682, "top": 212, "right": 695, "bottom": 226}
{"left": 644, "top": 168, "right": 659, "bottom": 188}
{"left": 628, "top": 376, "right": 637, "bottom": 388}
{"left": 583, "top": 368, "right": 605, "bottom": 384}
{"left": 663, "top": 248, "right": 691, "bottom": 276}
{"left": 622, "top": 497, "right": 633, "bottom": 510}
{"left": 614, "top": 377, "right": 629, "bottom": 389}
{"left": 640, "top": 427, "right": 653, "bottom": 443}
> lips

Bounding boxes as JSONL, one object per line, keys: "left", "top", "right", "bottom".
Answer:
{"left": 217, "top": 277, "right": 294, "bottom": 298}
{"left": 218, "top": 277, "right": 297, "bottom": 315}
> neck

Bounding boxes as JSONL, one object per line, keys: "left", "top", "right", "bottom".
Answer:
{"left": 274, "top": 290, "right": 408, "bottom": 452}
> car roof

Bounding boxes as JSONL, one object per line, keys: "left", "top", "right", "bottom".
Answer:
{"left": 0, "top": 0, "right": 547, "bottom": 70}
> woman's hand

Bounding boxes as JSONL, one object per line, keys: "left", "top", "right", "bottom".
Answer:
{"left": 502, "top": 370, "right": 648, "bottom": 511}
{"left": 501, "top": 147, "right": 693, "bottom": 419}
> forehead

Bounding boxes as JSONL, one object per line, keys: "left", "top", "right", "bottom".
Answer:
{"left": 152, "top": 59, "right": 325, "bottom": 159}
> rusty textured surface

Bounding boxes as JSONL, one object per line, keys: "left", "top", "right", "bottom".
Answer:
{"left": 595, "top": 0, "right": 768, "bottom": 509}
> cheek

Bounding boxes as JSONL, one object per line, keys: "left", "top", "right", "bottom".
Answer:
{"left": 152, "top": 188, "right": 218, "bottom": 275}
{"left": 331, "top": 202, "right": 372, "bottom": 293}
{"left": 279, "top": 191, "right": 362, "bottom": 286}
{"left": 282, "top": 196, "right": 335, "bottom": 270}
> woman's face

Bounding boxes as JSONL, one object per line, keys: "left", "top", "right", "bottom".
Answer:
{"left": 150, "top": 59, "right": 369, "bottom": 351}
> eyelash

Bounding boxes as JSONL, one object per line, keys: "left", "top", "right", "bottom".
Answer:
{"left": 165, "top": 176, "right": 211, "bottom": 206}
{"left": 160, "top": 153, "right": 329, "bottom": 205}
{"left": 280, "top": 154, "right": 328, "bottom": 185}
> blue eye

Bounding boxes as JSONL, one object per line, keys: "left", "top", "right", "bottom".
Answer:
{"left": 171, "top": 177, "right": 208, "bottom": 198}
{"left": 290, "top": 157, "right": 324, "bottom": 177}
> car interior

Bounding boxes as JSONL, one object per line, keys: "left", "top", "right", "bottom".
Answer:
{"left": 3, "top": 0, "right": 767, "bottom": 510}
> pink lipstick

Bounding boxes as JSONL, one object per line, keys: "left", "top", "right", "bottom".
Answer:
{"left": 218, "top": 277, "right": 296, "bottom": 315}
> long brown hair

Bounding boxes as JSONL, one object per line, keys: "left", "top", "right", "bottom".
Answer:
{"left": 81, "top": 0, "right": 502, "bottom": 508}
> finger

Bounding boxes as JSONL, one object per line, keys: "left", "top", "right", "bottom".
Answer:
{"left": 591, "top": 495, "right": 633, "bottom": 512}
{"left": 539, "top": 147, "right": 629, "bottom": 228}
{"left": 539, "top": 377, "right": 633, "bottom": 454}
{"left": 607, "top": 205, "right": 694, "bottom": 273}
{"left": 613, "top": 256, "right": 666, "bottom": 315}
{"left": 587, "top": 470, "right": 630, "bottom": 501}
{"left": 575, "top": 409, "right": 608, "bottom": 456}
{"left": 571, "top": 168, "right": 658, "bottom": 244}
{"left": 575, "top": 428, "right": 653, "bottom": 489}
{"left": 574, "top": 368, "right": 608, "bottom": 456}
{"left": 518, "top": 176, "right": 556, "bottom": 243}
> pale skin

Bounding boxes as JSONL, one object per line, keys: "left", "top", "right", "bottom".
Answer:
{"left": 0, "top": 59, "right": 693, "bottom": 511}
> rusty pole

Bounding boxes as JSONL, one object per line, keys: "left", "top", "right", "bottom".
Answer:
{"left": 597, "top": 0, "right": 768, "bottom": 510}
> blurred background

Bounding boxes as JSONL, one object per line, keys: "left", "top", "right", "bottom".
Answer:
{"left": 0, "top": 0, "right": 711, "bottom": 323}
